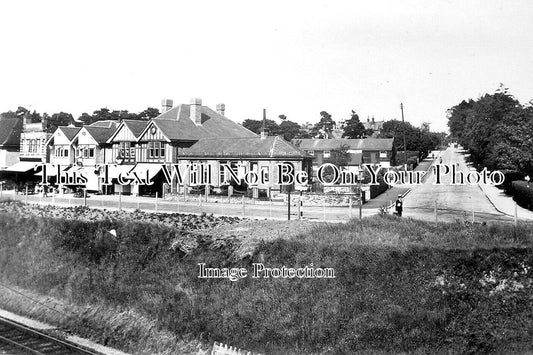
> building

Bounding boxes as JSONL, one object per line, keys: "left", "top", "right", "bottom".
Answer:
{"left": 362, "top": 117, "right": 385, "bottom": 137}
{"left": 98, "top": 98, "right": 311, "bottom": 196}
{"left": 0, "top": 116, "right": 23, "bottom": 170}
{"left": 294, "top": 138, "right": 395, "bottom": 169}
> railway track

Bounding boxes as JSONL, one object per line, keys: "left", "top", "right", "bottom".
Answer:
{"left": 0, "top": 316, "right": 102, "bottom": 354}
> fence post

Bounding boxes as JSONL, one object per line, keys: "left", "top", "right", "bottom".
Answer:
{"left": 359, "top": 192, "right": 362, "bottom": 220}
{"left": 199, "top": 193, "right": 202, "bottom": 213}
{"left": 155, "top": 192, "right": 159, "bottom": 212}
{"left": 349, "top": 195, "right": 352, "bottom": 219}
{"left": 242, "top": 195, "right": 245, "bottom": 218}
{"left": 287, "top": 190, "right": 291, "bottom": 221}
{"left": 515, "top": 202, "right": 518, "bottom": 227}
{"left": 25, "top": 186, "right": 28, "bottom": 204}
{"left": 323, "top": 197, "right": 326, "bottom": 221}
{"left": 119, "top": 191, "right": 122, "bottom": 211}
{"left": 434, "top": 200, "right": 437, "bottom": 224}
{"left": 297, "top": 191, "right": 301, "bottom": 220}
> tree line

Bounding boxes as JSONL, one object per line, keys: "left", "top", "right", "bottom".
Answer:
{"left": 243, "top": 110, "right": 444, "bottom": 159}
{"left": 447, "top": 85, "right": 533, "bottom": 177}
{"left": 1, "top": 106, "right": 160, "bottom": 133}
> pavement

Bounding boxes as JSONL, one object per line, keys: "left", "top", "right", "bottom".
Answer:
{"left": 463, "top": 153, "right": 533, "bottom": 221}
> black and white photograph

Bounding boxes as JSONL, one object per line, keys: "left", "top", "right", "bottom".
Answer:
{"left": 1, "top": 1, "right": 533, "bottom": 354}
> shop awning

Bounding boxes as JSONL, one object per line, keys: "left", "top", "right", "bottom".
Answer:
{"left": 129, "top": 163, "right": 163, "bottom": 181}
{"left": 35, "top": 165, "right": 68, "bottom": 177}
{"left": 105, "top": 164, "right": 135, "bottom": 180}
{"left": 4, "top": 161, "right": 41, "bottom": 173}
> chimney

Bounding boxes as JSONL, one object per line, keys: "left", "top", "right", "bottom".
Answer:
{"left": 216, "top": 103, "right": 225, "bottom": 116}
{"left": 190, "top": 98, "right": 202, "bottom": 125}
{"left": 372, "top": 116, "right": 375, "bottom": 123}
{"left": 161, "top": 99, "right": 173, "bottom": 113}
{"left": 260, "top": 108, "right": 267, "bottom": 139}
{"left": 367, "top": 117, "right": 370, "bottom": 122}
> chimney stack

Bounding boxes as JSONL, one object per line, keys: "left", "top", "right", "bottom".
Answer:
{"left": 190, "top": 98, "right": 202, "bottom": 125}
{"left": 216, "top": 103, "right": 225, "bottom": 116}
{"left": 260, "top": 108, "right": 267, "bottom": 139}
{"left": 161, "top": 99, "right": 173, "bottom": 113}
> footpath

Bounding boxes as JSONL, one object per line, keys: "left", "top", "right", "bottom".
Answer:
{"left": 476, "top": 171, "right": 533, "bottom": 221}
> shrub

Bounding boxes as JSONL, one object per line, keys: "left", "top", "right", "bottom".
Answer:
{"left": 511, "top": 180, "right": 533, "bottom": 210}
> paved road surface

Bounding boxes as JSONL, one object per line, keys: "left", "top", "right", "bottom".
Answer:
{"left": 402, "top": 147, "right": 514, "bottom": 224}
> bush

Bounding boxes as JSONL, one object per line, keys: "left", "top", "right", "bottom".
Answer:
{"left": 511, "top": 180, "right": 533, "bottom": 210}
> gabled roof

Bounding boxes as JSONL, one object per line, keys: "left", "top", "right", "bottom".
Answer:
{"left": 83, "top": 126, "right": 116, "bottom": 144}
{"left": 156, "top": 104, "right": 257, "bottom": 139}
{"left": 107, "top": 120, "right": 148, "bottom": 143}
{"left": 89, "top": 120, "right": 119, "bottom": 129}
{"left": 148, "top": 118, "right": 203, "bottom": 141}
{"left": 294, "top": 138, "right": 394, "bottom": 151}
{"left": 0, "top": 116, "right": 23, "bottom": 147}
{"left": 179, "top": 136, "right": 308, "bottom": 159}
{"left": 57, "top": 126, "right": 82, "bottom": 141}
{"left": 123, "top": 120, "right": 148, "bottom": 138}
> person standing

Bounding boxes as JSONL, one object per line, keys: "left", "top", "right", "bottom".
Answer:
{"left": 395, "top": 194, "right": 403, "bottom": 217}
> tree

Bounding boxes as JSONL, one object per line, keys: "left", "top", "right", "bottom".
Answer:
{"left": 78, "top": 113, "right": 94, "bottom": 125}
{"left": 326, "top": 144, "right": 351, "bottom": 167}
{"left": 242, "top": 119, "right": 281, "bottom": 136}
{"left": 279, "top": 120, "right": 301, "bottom": 141}
{"left": 312, "top": 111, "right": 335, "bottom": 138}
{"left": 342, "top": 110, "right": 366, "bottom": 139}
{"left": 138, "top": 107, "right": 160, "bottom": 120}
{"left": 44, "top": 112, "right": 74, "bottom": 133}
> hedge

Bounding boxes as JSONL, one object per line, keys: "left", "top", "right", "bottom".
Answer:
{"left": 511, "top": 180, "right": 533, "bottom": 210}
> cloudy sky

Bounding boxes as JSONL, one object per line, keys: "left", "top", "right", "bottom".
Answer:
{"left": 1, "top": 0, "right": 532, "bottom": 132}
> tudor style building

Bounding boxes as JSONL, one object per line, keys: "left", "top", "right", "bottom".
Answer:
{"left": 100, "top": 98, "right": 311, "bottom": 196}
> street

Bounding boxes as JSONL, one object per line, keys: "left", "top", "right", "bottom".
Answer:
{"left": 402, "top": 147, "right": 514, "bottom": 223}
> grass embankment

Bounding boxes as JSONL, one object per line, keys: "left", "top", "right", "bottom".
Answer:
{"left": 1, "top": 201, "right": 533, "bottom": 354}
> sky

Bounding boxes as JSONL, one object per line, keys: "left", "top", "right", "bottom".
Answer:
{"left": 1, "top": 0, "right": 532, "bottom": 133}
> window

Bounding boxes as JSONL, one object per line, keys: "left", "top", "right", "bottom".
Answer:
{"left": 380, "top": 151, "right": 388, "bottom": 158}
{"left": 119, "top": 142, "right": 131, "bottom": 158}
{"left": 261, "top": 166, "right": 269, "bottom": 183}
{"left": 307, "top": 150, "right": 315, "bottom": 156}
{"left": 323, "top": 150, "right": 331, "bottom": 158}
{"left": 147, "top": 142, "right": 165, "bottom": 159}
{"left": 55, "top": 146, "right": 69, "bottom": 157}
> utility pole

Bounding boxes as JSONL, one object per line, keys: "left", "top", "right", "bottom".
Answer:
{"left": 400, "top": 103, "right": 407, "bottom": 168}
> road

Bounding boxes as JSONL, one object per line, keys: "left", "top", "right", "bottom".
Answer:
{"left": 402, "top": 147, "right": 514, "bottom": 223}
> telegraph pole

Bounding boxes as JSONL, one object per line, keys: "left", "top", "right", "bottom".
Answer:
{"left": 400, "top": 103, "right": 407, "bottom": 167}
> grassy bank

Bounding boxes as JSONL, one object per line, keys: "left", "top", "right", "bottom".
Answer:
{"left": 1, "top": 202, "right": 533, "bottom": 354}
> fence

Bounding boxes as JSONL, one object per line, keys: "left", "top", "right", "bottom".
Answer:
{"left": 211, "top": 342, "right": 261, "bottom": 355}
{"left": 0, "top": 188, "right": 526, "bottom": 225}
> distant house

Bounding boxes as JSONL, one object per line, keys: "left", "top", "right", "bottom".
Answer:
{"left": 362, "top": 117, "right": 385, "bottom": 137}
{"left": 294, "top": 138, "right": 395, "bottom": 170}
{"left": 0, "top": 116, "right": 23, "bottom": 170}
